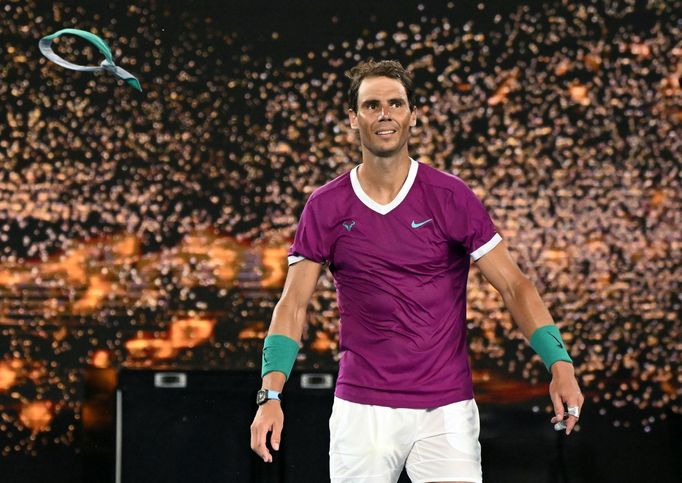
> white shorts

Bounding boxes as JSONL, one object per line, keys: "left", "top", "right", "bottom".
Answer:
{"left": 329, "top": 396, "right": 482, "bottom": 483}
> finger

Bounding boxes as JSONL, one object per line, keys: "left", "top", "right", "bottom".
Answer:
{"left": 564, "top": 406, "right": 578, "bottom": 433}
{"left": 271, "top": 420, "right": 283, "bottom": 452}
{"left": 565, "top": 400, "right": 583, "bottom": 435}
{"left": 550, "top": 391, "right": 564, "bottom": 423}
{"left": 253, "top": 422, "right": 272, "bottom": 462}
{"left": 250, "top": 423, "right": 262, "bottom": 459}
{"left": 259, "top": 424, "right": 273, "bottom": 462}
{"left": 250, "top": 423, "right": 257, "bottom": 453}
{"left": 565, "top": 415, "right": 578, "bottom": 434}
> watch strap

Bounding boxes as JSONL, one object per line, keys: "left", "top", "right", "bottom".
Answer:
{"left": 257, "top": 388, "right": 281, "bottom": 405}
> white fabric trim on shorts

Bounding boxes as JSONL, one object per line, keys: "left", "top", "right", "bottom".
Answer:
{"left": 329, "top": 396, "right": 483, "bottom": 483}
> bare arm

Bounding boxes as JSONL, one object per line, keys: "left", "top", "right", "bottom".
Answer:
{"left": 251, "top": 258, "right": 322, "bottom": 461}
{"left": 474, "top": 240, "right": 554, "bottom": 339}
{"left": 261, "top": 258, "right": 323, "bottom": 390}
{"left": 475, "top": 240, "right": 584, "bottom": 434}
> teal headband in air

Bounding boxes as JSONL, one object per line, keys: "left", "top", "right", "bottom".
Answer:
{"left": 39, "top": 28, "right": 142, "bottom": 91}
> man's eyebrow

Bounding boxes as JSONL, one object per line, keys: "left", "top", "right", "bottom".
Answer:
{"left": 360, "top": 97, "right": 406, "bottom": 105}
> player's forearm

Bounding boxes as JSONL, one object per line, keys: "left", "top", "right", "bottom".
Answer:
{"left": 260, "top": 300, "right": 307, "bottom": 391}
{"left": 268, "top": 299, "right": 308, "bottom": 342}
{"left": 262, "top": 371, "right": 286, "bottom": 391}
{"left": 500, "top": 276, "right": 556, "bottom": 339}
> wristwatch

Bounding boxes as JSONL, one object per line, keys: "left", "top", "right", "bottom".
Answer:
{"left": 256, "top": 389, "right": 281, "bottom": 405}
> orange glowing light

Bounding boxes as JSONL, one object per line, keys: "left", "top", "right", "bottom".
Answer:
{"left": 53, "top": 326, "right": 68, "bottom": 341}
{"left": 274, "top": 141, "right": 292, "bottom": 153}
{"left": 91, "top": 350, "right": 111, "bottom": 368}
{"left": 554, "top": 59, "right": 571, "bottom": 76}
{"left": 472, "top": 370, "right": 492, "bottom": 383}
{"left": 310, "top": 331, "right": 334, "bottom": 353}
{"left": 583, "top": 53, "right": 601, "bottom": 72}
{"left": 487, "top": 77, "right": 518, "bottom": 106}
{"left": 85, "top": 368, "right": 117, "bottom": 393}
{"left": 169, "top": 318, "right": 215, "bottom": 349}
{"left": 26, "top": 363, "right": 46, "bottom": 383}
{"left": 125, "top": 337, "right": 176, "bottom": 360}
{"left": 542, "top": 249, "right": 569, "bottom": 261}
{"left": 651, "top": 191, "right": 665, "bottom": 208}
{"left": 586, "top": 239, "right": 608, "bottom": 253}
{"left": 630, "top": 43, "right": 651, "bottom": 58}
{"left": 238, "top": 322, "right": 267, "bottom": 340}
{"left": 208, "top": 244, "right": 239, "bottom": 283}
{"left": 43, "top": 248, "right": 88, "bottom": 284}
{"left": 82, "top": 402, "right": 104, "bottom": 430}
{"left": 0, "top": 270, "right": 31, "bottom": 287}
{"left": 113, "top": 235, "right": 140, "bottom": 258}
{"left": 488, "top": 90, "right": 507, "bottom": 106}
{"left": 73, "top": 275, "right": 111, "bottom": 312}
{"left": 595, "top": 272, "right": 611, "bottom": 288}
{"left": 183, "top": 232, "right": 212, "bottom": 255}
{"left": 569, "top": 83, "right": 590, "bottom": 105}
{"left": 0, "top": 362, "right": 18, "bottom": 391}
{"left": 19, "top": 401, "right": 53, "bottom": 434}
{"left": 261, "top": 246, "right": 288, "bottom": 288}
{"left": 139, "top": 288, "right": 161, "bottom": 307}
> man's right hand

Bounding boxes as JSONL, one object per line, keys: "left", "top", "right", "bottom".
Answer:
{"left": 250, "top": 400, "right": 283, "bottom": 463}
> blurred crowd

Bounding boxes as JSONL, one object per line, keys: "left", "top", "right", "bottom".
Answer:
{"left": 0, "top": 0, "right": 680, "bottom": 453}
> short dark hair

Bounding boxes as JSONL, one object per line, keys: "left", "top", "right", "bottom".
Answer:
{"left": 346, "top": 59, "right": 416, "bottom": 112}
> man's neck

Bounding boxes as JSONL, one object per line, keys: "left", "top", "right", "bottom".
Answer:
{"left": 357, "top": 151, "right": 412, "bottom": 205}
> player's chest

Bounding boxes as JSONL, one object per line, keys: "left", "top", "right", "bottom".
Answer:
{"left": 328, "top": 210, "right": 452, "bottom": 271}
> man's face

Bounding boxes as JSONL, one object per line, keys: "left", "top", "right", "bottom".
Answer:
{"left": 348, "top": 76, "right": 417, "bottom": 158}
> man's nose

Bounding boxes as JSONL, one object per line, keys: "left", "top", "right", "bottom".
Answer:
{"left": 378, "top": 105, "right": 390, "bottom": 119}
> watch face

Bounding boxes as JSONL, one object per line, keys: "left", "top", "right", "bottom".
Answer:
{"left": 256, "top": 389, "right": 267, "bottom": 405}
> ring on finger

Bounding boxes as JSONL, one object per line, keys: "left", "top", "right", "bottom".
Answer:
{"left": 567, "top": 405, "right": 580, "bottom": 419}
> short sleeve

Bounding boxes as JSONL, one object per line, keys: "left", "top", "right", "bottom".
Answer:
{"left": 287, "top": 196, "right": 329, "bottom": 266}
{"left": 447, "top": 179, "right": 501, "bottom": 261}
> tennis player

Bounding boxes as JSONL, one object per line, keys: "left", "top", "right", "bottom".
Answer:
{"left": 250, "top": 59, "right": 583, "bottom": 483}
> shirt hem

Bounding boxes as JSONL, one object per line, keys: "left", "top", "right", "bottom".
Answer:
{"left": 334, "top": 386, "right": 474, "bottom": 409}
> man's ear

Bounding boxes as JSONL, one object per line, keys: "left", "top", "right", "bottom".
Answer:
{"left": 409, "top": 108, "right": 417, "bottom": 127}
{"left": 348, "top": 109, "right": 358, "bottom": 129}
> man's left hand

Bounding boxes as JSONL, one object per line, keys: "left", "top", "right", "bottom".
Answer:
{"left": 549, "top": 361, "right": 584, "bottom": 435}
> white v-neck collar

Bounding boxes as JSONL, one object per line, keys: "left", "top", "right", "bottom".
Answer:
{"left": 350, "top": 158, "right": 419, "bottom": 215}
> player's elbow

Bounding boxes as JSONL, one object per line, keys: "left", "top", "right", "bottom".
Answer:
{"left": 500, "top": 273, "right": 534, "bottom": 302}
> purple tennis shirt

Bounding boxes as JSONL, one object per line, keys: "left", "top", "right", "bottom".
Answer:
{"left": 288, "top": 159, "right": 501, "bottom": 408}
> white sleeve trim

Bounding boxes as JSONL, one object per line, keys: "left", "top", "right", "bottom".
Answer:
{"left": 287, "top": 255, "right": 306, "bottom": 266}
{"left": 470, "top": 233, "right": 502, "bottom": 261}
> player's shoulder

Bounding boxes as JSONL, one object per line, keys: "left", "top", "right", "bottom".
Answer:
{"left": 417, "top": 161, "right": 476, "bottom": 196}
{"left": 307, "top": 169, "right": 352, "bottom": 205}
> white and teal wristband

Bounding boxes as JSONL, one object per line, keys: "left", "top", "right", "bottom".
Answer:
{"left": 529, "top": 325, "right": 573, "bottom": 371}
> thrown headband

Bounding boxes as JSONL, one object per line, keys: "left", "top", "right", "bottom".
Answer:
{"left": 39, "top": 28, "right": 141, "bottom": 91}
